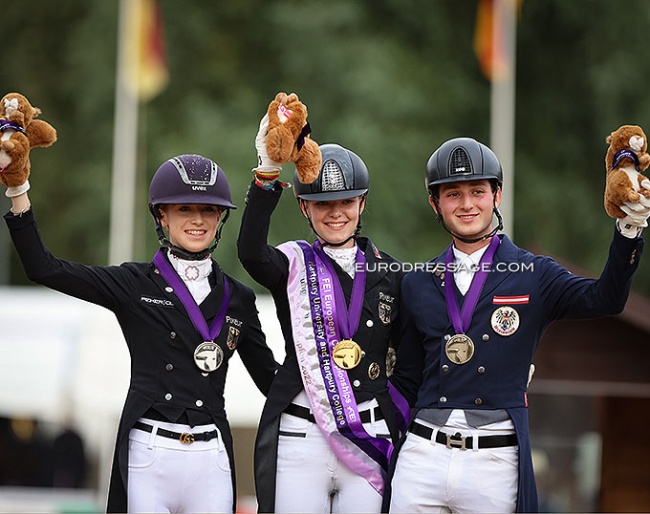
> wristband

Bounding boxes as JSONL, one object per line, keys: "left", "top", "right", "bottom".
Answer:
{"left": 254, "top": 169, "right": 281, "bottom": 182}
{"left": 5, "top": 180, "right": 30, "bottom": 198}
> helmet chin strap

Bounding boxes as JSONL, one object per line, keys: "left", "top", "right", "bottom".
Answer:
{"left": 433, "top": 194, "right": 504, "bottom": 245}
{"left": 153, "top": 209, "right": 230, "bottom": 261}
{"left": 437, "top": 207, "right": 503, "bottom": 244}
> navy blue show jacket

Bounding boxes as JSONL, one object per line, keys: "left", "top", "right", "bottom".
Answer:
{"left": 390, "top": 230, "right": 643, "bottom": 512}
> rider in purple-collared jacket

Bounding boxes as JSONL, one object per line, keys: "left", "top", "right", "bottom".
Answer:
{"left": 4, "top": 154, "right": 277, "bottom": 513}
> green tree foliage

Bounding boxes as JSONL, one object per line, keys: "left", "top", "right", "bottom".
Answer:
{"left": 2, "top": 0, "right": 649, "bottom": 296}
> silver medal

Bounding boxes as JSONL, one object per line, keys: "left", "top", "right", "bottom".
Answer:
{"left": 193, "top": 341, "right": 224, "bottom": 372}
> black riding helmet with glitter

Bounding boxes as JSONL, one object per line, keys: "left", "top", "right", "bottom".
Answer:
{"left": 426, "top": 137, "right": 504, "bottom": 245}
{"left": 149, "top": 154, "right": 237, "bottom": 260}
{"left": 293, "top": 143, "right": 369, "bottom": 247}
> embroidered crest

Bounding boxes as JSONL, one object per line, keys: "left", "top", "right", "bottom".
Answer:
{"left": 378, "top": 292, "right": 394, "bottom": 325}
{"left": 490, "top": 306, "right": 520, "bottom": 336}
{"left": 226, "top": 325, "right": 241, "bottom": 350}
{"left": 378, "top": 302, "right": 392, "bottom": 324}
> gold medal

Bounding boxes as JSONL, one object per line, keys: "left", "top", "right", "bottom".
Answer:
{"left": 333, "top": 339, "right": 363, "bottom": 369}
{"left": 445, "top": 334, "right": 475, "bottom": 364}
{"left": 194, "top": 341, "right": 224, "bottom": 372}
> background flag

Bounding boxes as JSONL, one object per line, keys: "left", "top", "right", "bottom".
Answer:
{"left": 474, "top": 0, "right": 521, "bottom": 81}
{"left": 124, "top": 0, "right": 168, "bottom": 101}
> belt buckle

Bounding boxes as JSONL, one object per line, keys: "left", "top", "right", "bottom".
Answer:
{"left": 179, "top": 432, "right": 195, "bottom": 445}
{"left": 446, "top": 432, "right": 467, "bottom": 450}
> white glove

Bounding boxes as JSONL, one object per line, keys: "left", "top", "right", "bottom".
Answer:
{"left": 617, "top": 195, "right": 650, "bottom": 238}
{"left": 253, "top": 113, "right": 282, "bottom": 173}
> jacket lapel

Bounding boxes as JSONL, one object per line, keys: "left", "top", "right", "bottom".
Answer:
{"left": 149, "top": 258, "right": 225, "bottom": 323}
{"left": 479, "top": 235, "right": 517, "bottom": 300}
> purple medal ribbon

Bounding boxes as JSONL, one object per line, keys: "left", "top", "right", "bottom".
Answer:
{"left": 444, "top": 236, "right": 500, "bottom": 334}
{"left": 153, "top": 249, "right": 230, "bottom": 342}
{"left": 299, "top": 241, "right": 392, "bottom": 471}
{"left": 312, "top": 240, "right": 366, "bottom": 340}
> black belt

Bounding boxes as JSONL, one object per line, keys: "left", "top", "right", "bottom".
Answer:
{"left": 409, "top": 421, "right": 517, "bottom": 450}
{"left": 134, "top": 421, "right": 218, "bottom": 445}
{"left": 284, "top": 403, "right": 384, "bottom": 424}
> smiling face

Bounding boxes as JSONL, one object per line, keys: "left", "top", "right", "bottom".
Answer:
{"left": 158, "top": 204, "right": 222, "bottom": 253}
{"left": 431, "top": 179, "right": 501, "bottom": 252}
{"left": 300, "top": 196, "right": 365, "bottom": 248}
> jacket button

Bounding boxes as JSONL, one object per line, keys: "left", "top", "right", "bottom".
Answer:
{"left": 482, "top": 334, "right": 490, "bottom": 341}
{"left": 170, "top": 332, "right": 176, "bottom": 339}
{"left": 165, "top": 393, "right": 172, "bottom": 401}
{"left": 444, "top": 334, "right": 451, "bottom": 341}
{"left": 166, "top": 364, "right": 173, "bottom": 371}
{"left": 195, "top": 400, "right": 204, "bottom": 407}
{"left": 440, "top": 396, "right": 447, "bottom": 403}
{"left": 442, "top": 365, "right": 449, "bottom": 372}
{"left": 475, "top": 398, "right": 482, "bottom": 405}
{"left": 165, "top": 287, "right": 173, "bottom": 293}
{"left": 366, "top": 320, "right": 374, "bottom": 328}
{"left": 353, "top": 380, "right": 361, "bottom": 387}
{"left": 477, "top": 366, "right": 485, "bottom": 374}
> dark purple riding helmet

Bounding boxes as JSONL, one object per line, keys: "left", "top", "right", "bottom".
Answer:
{"left": 148, "top": 154, "right": 236, "bottom": 258}
{"left": 149, "top": 154, "right": 237, "bottom": 210}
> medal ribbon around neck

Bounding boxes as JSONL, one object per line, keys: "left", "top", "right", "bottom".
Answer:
{"left": 153, "top": 249, "right": 230, "bottom": 347}
{"left": 444, "top": 236, "right": 500, "bottom": 334}
{"left": 299, "top": 241, "right": 393, "bottom": 473}
{"left": 312, "top": 240, "right": 366, "bottom": 341}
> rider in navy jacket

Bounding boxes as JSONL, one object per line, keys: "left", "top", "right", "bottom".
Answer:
{"left": 388, "top": 137, "right": 647, "bottom": 513}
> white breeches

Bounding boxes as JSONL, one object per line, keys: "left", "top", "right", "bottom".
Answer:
{"left": 389, "top": 419, "right": 518, "bottom": 513}
{"left": 127, "top": 418, "right": 233, "bottom": 514}
{"left": 275, "top": 400, "right": 390, "bottom": 513}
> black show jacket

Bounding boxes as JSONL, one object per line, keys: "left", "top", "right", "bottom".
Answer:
{"left": 237, "top": 182, "right": 404, "bottom": 512}
{"left": 5, "top": 209, "right": 277, "bottom": 513}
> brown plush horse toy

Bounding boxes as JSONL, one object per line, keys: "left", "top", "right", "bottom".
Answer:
{"left": 604, "top": 124, "right": 650, "bottom": 219}
{"left": 265, "top": 91, "right": 321, "bottom": 184}
{"left": 0, "top": 92, "right": 57, "bottom": 195}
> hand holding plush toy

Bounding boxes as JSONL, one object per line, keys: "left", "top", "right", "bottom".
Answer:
{"left": 603, "top": 124, "right": 650, "bottom": 237}
{"left": 0, "top": 92, "right": 57, "bottom": 197}
{"left": 254, "top": 92, "right": 321, "bottom": 186}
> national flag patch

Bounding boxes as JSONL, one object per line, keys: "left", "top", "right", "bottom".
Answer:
{"left": 493, "top": 295, "right": 529, "bottom": 305}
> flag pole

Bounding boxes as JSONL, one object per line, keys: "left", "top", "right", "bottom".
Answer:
{"left": 109, "top": 0, "right": 140, "bottom": 265}
{"left": 489, "top": 0, "right": 517, "bottom": 240}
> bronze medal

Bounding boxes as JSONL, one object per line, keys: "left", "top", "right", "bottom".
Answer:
{"left": 333, "top": 339, "right": 363, "bottom": 369}
{"left": 194, "top": 341, "right": 224, "bottom": 372}
{"left": 445, "top": 334, "right": 475, "bottom": 364}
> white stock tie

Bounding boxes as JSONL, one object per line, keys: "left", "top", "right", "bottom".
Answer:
{"left": 455, "top": 257, "right": 474, "bottom": 296}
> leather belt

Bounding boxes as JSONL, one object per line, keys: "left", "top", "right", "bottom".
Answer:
{"left": 409, "top": 421, "right": 517, "bottom": 450}
{"left": 134, "top": 421, "right": 218, "bottom": 445}
{"left": 284, "top": 403, "right": 384, "bottom": 424}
